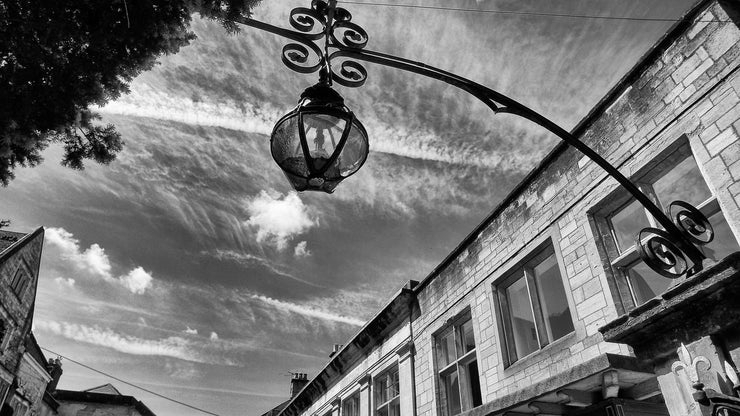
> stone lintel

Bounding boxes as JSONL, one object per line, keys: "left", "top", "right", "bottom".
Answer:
{"left": 599, "top": 252, "right": 740, "bottom": 361}
{"left": 461, "top": 354, "right": 651, "bottom": 416}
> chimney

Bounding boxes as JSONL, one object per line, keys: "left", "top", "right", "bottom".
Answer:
{"left": 290, "top": 373, "right": 308, "bottom": 398}
{"left": 46, "top": 358, "right": 63, "bottom": 392}
{"left": 329, "top": 344, "right": 343, "bottom": 358}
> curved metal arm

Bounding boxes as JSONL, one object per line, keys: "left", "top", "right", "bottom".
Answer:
{"left": 232, "top": 5, "right": 710, "bottom": 277}
{"left": 331, "top": 47, "right": 706, "bottom": 273}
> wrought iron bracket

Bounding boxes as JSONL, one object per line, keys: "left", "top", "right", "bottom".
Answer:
{"left": 232, "top": 0, "right": 712, "bottom": 277}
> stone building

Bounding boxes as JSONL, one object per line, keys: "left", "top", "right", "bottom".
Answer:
{"left": 0, "top": 227, "right": 154, "bottom": 416}
{"left": 53, "top": 384, "right": 156, "bottom": 416}
{"left": 263, "top": 2, "right": 740, "bottom": 416}
{"left": 0, "top": 227, "right": 45, "bottom": 415}
{"left": 14, "top": 334, "right": 58, "bottom": 416}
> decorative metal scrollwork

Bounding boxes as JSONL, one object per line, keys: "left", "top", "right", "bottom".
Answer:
{"left": 289, "top": 7, "right": 326, "bottom": 39}
{"left": 328, "top": 52, "right": 368, "bottom": 87}
{"left": 668, "top": 200, "right": 714, "bottom": 245}
{"left": 637, "top": 200, "right": 713, "bottom": 278}
{"left": 331, "top": 21, "right": 369, "bottom": 49}
{"left": 281, "top": 42, "right": 324, "bottom": 74}
{"left": 636, "top": 227, "right": 688, "bottom": 278}
{"left": 275, "top": 1, "right": 370, "bottom": 87}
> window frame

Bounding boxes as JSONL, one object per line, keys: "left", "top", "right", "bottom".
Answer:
{"left": 342, "top": 390, "right": 361, "bottom": 416}
{"left": 10, "top": 265, "right": 28, "bottom": 298}
{"left": 494, "top": 241, "right": 575, "bottom": 367}
{"left": 434, "top": 313, "right": 482, "bottom": 416}
{"left": 373, "top": 365, "right": 399, "bottom": 416}
{"left": 598, "top": 144, "right": 738, "bottom": 308}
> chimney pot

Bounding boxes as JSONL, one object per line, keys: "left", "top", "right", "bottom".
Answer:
{"left": 290, "top": 373, "right": 309, "bottom": 398}
{"left": 329, "top": 344, "right": 344, "bottom": 358}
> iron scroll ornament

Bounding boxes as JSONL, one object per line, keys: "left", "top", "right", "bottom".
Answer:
{"left": 232, "top": 0, "right": 711, "bottom": 278}
{"left": 636, "top": 200, "right": 715, "bottom": 278}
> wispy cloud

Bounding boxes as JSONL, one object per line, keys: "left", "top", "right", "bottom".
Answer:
{"left": 36, "top": 320, "right": 198, "bottom": 362}
{"left": 98, "top": 86, "right": 279, "bottom": 136}
{"left": 207, "top": 249, "right": 322, "bottom": 287}
{"left": 249, "top": 294, "right": 365, "bottom": 327}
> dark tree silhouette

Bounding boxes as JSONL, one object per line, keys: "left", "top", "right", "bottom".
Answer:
{"left": 0, "top": 0, "right": 259, "bottom": 185}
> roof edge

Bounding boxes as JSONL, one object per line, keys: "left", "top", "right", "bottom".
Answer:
{"left": 413, "top": 0, "right": 712, "bottom": 294}
{"left": 0, "top": 226, "right": 44, "bottom": 263}
{"left": 278, "top": 280, "right": 418, "bottom": 416}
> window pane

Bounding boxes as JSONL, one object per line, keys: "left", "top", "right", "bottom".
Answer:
{"left": 610, "top": 199, "right": 650, "bottom": 252}
{"left": 702, "top": 211, "right": 740, "bottom": 262}
{"left": 389, "top": 369, "right": 399, "bottom": 399}
{"left": 375, "top": 375, "right": 387, "bottom": 404}
{"left": 377, "top": 405, "right": 388, "bottom": 416}
{"left": 653, "top": 155, "right": 711, "bottom": 208}
{"left": 466, "top": 361, "right": 482, "bottom": 408}
{"left": 625, "top": 262, "right": 673, "bottom": 305}
{"left": 532, "top": 253, "right": 574, "bottom": 341}
{"left": 436, "top": 329, "right": 456, "bottom": 367}
{"left": 389, "top": 398, "right": 400, "bottom": 416}
{"left": 443, "top": 370, "right": 461, "bottom": 416}
{"left": 344, "top": 394, "right": 360, "bottom": 416}
{"left": 460, "top": 320, "right": 475, "bottom": 355}
{"left": 505, "top": 277, "right": 539, "bottom": 358}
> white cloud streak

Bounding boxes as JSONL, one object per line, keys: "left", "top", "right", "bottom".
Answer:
{"left": 207, "top": 249, "right": 322, "bottom": 287}
{"left": 36, "top": 320, "right": 197, "bottom": 362}
{"left": 250, "top": 294, "right": 365, "bottom": 327}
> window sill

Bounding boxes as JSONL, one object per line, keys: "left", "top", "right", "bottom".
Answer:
{"left": 502, "top": 331, "right": 578, "bottom": 374}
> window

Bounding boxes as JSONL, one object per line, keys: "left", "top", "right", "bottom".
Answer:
{"left": 495, "top": 243, "right": 574, "bottom": 366}
{"left": 374, "top": 367, "right": 399, "bottom": 416}
{"left": 10, "top": 267, "right": 28, "bottom": 297}
{"left": 343, "top": 392, "right": 360, "bottom": 416}
{"left": 604, "top": 148, "right": 739, "bottom": 306}
{"left": 435, "top": 315, "right": 482, "bottom": 416}
{"left": 0, "top": 321, "right": 6, "bottom": 348}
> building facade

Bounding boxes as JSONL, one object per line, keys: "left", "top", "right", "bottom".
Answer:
{"left": 0, "top": 227, "right": 45, "bottom": 415}
{"left": 53, "top": 384, "right": 156, "bottom": 416}
{"left": 267, "top": 2, "right": 740, "bottom": 416}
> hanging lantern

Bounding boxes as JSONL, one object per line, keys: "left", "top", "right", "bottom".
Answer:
{"left": 270, "top": 83, "right": 369, "bottom": 193}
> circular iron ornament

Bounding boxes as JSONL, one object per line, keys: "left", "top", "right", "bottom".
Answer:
{"left": 331, "top": 58, "right": 368, "bottom": 87}
{"left": 668, "top": 200, "right": 714, "bottom": 245}
{"left": 281, "top": 43, "right": 324, "bottom": 74}
{"left": 289, "top": 7, "right": 326, "bottom": 39}
{"left": 636, "top": 227, "right": 688, "bottom": 278}
{"left": 331, "top": 21, "right": 369, "bottom": 49}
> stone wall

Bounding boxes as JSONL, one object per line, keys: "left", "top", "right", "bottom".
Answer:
{"left": 15, "top": 353, "right": 52, "bottom": 415}
{"left": 0, "top": 229, "right": 44, "bottom": 389}
{"left": 56, "top": 401, "right": 146, "bottom": 416}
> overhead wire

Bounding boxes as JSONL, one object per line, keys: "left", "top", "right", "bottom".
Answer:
{"left": 337, "top": 1, "right": 731, "bottom": 23}
{"left": 40, "top": 347, "right": 221, "bottom": 416}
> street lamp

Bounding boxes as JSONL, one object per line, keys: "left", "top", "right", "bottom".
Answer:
{"left": 271, "top": 81, "right": 368, "bottom": 193}
{"left": 234, "top": 0, "right": 714, "bottom": 278}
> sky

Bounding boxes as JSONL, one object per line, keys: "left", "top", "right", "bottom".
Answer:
{"left": 0, "top": 0, "right": 696, "bottom": 415}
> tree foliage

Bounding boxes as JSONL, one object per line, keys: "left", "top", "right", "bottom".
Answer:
{"left": 0, "top": 0, "right": 259, "bottom": 185}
